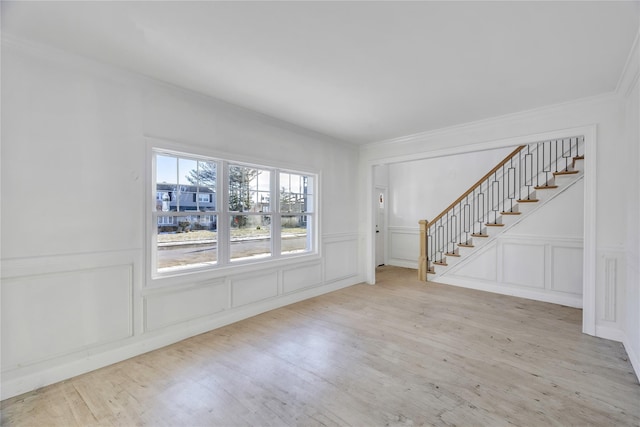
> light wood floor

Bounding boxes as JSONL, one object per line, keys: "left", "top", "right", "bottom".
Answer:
{"left": 2, "top": 266, "right": 639, "bottom": 426}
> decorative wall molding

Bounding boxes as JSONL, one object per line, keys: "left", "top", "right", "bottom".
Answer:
{"left": 323, "top": 232, "right": 359, "bottom": 243}
{"left": 1, "top": 249, "right": 142, "bottom": 279}
{"left": 594, "top": 247, "right": 626, "bottom": 333}
{"left": 324, "top": 235, "right": 359, "bottom": 283}
{"left": 144, "top": 279, "right": 228, "bottom": 331}
{"left": 387, "top": 227, "right": 419, "bottom": 269}
{"left": 437, "top": 234, "right": 584, "bottom": 308}
{"left": 0, "top": 273, "right": 359, "bottom": 400}
{"left": 603, "top": 257, "right": 618, "bottom": 322}
{"left": 2, "top": 264, "right": 134, "bottom": 371}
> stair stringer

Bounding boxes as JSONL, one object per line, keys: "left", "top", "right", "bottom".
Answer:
{"left": 428, "top": 171, "right": 584, "bottom": 281}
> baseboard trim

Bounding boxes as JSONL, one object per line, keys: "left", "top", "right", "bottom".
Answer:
{"left": 387, "top": 259, "right": 418, "bottom": 270}
{"left": 1, "top": 275, "right": 361, "bottom": 400}
{"left": 433, "top": 276, "right": 583, "bottom": 308}
{"left": 595, "top": 325, "right": 625, "bottom": 342}
{"left": 622, "top": 333, "right": 640, "bottom": 383}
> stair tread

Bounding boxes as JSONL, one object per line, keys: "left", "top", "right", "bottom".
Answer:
{"left": 485, "top": 223, "right": 504, "bottom": 227}
{"left": 501, "top": 211, "right": 521, "bottom": 215}
{"left": 433, "top": 261, "right": 448, "bottom": 266}
{"left": 553, "top": 170, "right": 579, "bottom": 176}
{"left": 534, "top": 185, "right": 558, "bottom": 189}
{"left": 458, "top": 243, "right": 474, "bottom": 248}
{"left": 471, "top": 233, "right": 488, "bottom": 238}
{"left": 517, "top": 199, "right": 539, "bottom": 203}
{"left": 445, "top": 252, "right": 460, "bottom": 257}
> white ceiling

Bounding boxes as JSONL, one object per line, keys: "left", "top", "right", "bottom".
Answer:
{"left": 2, "top": 1, "right": 639, "bottom": 144}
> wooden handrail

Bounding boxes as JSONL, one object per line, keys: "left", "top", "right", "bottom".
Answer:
{"left": 427, "top": 145, "right": 526, "bottom": 227}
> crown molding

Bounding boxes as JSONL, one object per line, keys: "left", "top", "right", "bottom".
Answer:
{"left": 362, "top": 92, "right": 617, "bottom": 151}
{"left": 615, "top": 27, "right": 640, "bottom": 98}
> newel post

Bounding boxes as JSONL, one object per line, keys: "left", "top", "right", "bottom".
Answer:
{"left": 418, "top": 219, "right": 429, "bottom": 281}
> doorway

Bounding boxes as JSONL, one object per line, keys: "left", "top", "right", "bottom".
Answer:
{"left": 366, "top": 125, "right": 596, "bottom": 336}
{"left": 375, "top": 187, "right": 386, "bottom": 267}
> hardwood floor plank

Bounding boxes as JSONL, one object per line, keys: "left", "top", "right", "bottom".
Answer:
{"left": 2, "top": 266, "right": 638, "bottom": 426}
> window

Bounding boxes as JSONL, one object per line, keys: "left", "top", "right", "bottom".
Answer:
{"left": 280, "top": 172, "right": 312, "bottom": 255}
{"left": 152, "top": 149, "right": 316, "bottom": 276}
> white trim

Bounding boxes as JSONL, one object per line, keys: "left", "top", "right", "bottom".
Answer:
{"left": 595, "top": 325, "right": 626, "bottom": 343}
{"left": 366, "top": 128, "right": 592, "bottom": 166}
{"left": 364, "top": 162, "right": 376, "bottom": 284}
{"left": 433, "top": 276, "right": 583, "bottom": 309}
{"left": 387, "top": 259, "right": 418, "bottom": 270}
{"left": 623, "top": 333, "right": 640, "bottom": 382}
{"left": 582, "top": 125, "right": 597, "bottom": 335}
{"left": 374, "top": 185, "right": 388, "bottom": 267}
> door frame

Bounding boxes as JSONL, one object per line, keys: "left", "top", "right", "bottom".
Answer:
{"left": 374, "top": 186, "right": 388, "bottom": 267}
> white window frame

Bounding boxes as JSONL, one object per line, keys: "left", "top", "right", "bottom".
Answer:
{"left": 149, "top": 144, "right": 318, "bottom": 282}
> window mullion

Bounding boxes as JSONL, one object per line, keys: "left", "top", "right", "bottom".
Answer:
{"left": 272, "top": 169, "right": 281, "bottom": 258}
{"left": 195, "top": 161, "right": 200, "bottom": 211}
{"left": 218, "top": 160, "right": 230, "bottom": 265}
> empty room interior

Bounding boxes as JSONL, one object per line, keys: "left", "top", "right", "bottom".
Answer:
{"left": 2, "top": 1, "right": 640, "bottom": 425}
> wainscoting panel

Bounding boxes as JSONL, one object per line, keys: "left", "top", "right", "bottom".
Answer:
{"left": 324, "top": 233, "right": 358, "bottom": 282}
{"left": 502, "top": 242, "right": 546, "bottom": 289}
{"left": 2, "top": 264, "right": 133, "bottom": 371}
{"left": 388, "top": 227, "right": 419, "bottom": 268}
{"left": 441, "top": 235, "right": 583, "bottom": 307}
{"left": 282, "top": 262, "right": 323, "bottom": 294}
{"left": 144, "top": 280, "right": 228, "bottom": 331}
{"left": 551, "top": 246, "right": 584, "bottom": 295}
{"left": 595, "top": 248, "right": 626, "bottom": 339}
{"left": 455, "top": 242, "right": 498, "bottom": 282}
{"left": 231, "top": 271, "right": 279, "bottom": 307}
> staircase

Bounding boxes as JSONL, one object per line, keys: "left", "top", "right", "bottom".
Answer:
{"left": 418, "top": 137, "right": 585, "bottom": 281}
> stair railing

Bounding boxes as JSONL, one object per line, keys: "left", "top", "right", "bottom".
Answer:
{"left": 418, "top": 136, "right": 584, "bottom": 281}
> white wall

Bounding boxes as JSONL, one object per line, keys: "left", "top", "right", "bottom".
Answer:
{"left": 389, "top": 147, "right": 514, "bottom": 227}
{"left": 384, "top": 147, "right": 513, "bottom": 268}
{"left": 621, "top": 31, "right": 640, "bottom": 380}
{"left": 1, "top": 38, "right": 362, "bottom": 399}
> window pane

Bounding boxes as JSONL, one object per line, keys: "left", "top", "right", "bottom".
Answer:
{"left": 281, "top": 215, "right": 310, "bottom": 254}
{"left": 194, "top": 161, "right": 217, "bottom": 212}
{"left": 178, "top": 158, "right": 197, "bottom": 186}
{"left": 230, "top": 215, "right": 271, "bottom": 261}
{"left": 229, "top": 165, "right": 270, "bottom": 212}
{"left": 280, "top": 173, "right": 312, "bottom": 213}
{"left": 156, "top": 155, "right": 178, "bottom": 186}
{"left": 156, "top": 155, "right": 178, "bottom": 212}
{"left": 157, "top": 214, "right": 217, "bottom": 272}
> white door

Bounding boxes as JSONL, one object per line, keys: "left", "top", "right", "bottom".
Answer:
{"left": 375, "top": 187, "right": 386, "bottom": 267}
